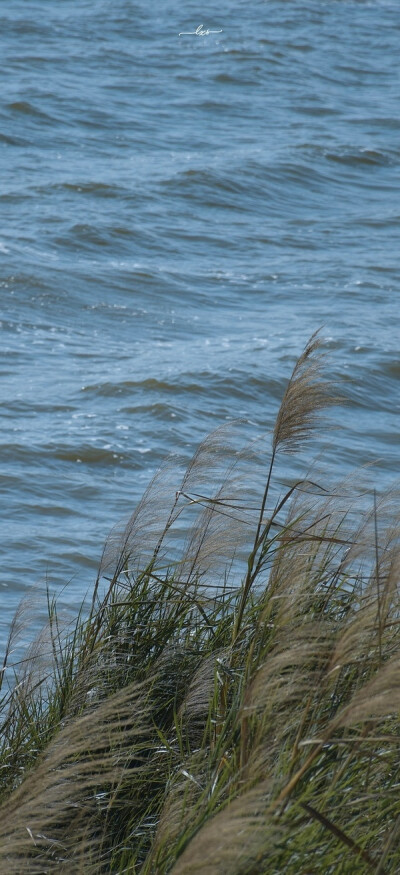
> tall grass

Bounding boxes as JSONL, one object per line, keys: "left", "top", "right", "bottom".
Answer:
{"left": 0, "top": 333, "right": 399, "bottom": 873}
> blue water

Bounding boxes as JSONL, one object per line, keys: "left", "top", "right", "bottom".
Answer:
{"left": 1, "top": 0, "right": 400, "bottom": 649}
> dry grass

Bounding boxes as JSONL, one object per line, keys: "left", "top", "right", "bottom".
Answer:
{"left": 0, "top": 333, "right": 399, "bottom": 873}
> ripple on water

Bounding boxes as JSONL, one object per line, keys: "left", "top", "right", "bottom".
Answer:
{"left": 1, "top": 0, "right": 400, "bottom": 650}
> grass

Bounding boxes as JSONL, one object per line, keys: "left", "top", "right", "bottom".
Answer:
{"left": 0, "top": 332, "right": 399, "bottom": 873}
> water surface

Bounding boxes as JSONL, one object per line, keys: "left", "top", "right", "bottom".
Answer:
{"left": 1, "top": 0, "right": 400, "bottom": 648}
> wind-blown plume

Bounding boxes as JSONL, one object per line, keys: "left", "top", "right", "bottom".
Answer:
{"left": 1, "top": 335, "right": 399, "bottom": 874}
{"left": 272, "top": 330, "right": 337, "bottom": 455}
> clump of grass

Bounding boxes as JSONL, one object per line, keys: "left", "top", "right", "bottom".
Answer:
{"left": 0, "top": 333, "right": 399, "bottom": 873}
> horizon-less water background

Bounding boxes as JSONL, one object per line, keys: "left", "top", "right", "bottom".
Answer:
{"left": 1, "top": 0, "right": 399, "bottom": 651}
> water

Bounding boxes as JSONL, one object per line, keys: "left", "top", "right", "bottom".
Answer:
{"left": 1, "top": 0, "right": 400, "bottom": 649}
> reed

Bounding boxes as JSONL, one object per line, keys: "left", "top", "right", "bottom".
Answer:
{"left": 0, "top": 334, "right": 399, "bottom": 873}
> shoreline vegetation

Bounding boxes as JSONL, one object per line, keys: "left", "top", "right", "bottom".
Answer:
{"left": 1, "top": 333, "right": 399, "bottom": 873}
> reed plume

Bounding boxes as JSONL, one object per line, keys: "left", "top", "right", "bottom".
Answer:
{"left": 0, "top": 334, "right": 399, "bottom": 874}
